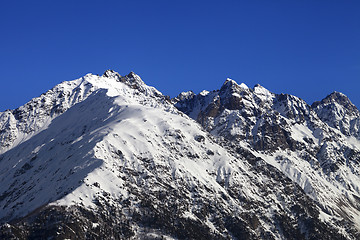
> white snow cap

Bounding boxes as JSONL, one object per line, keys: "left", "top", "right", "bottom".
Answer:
{"left": 177, "top": 91, "right": 195, "bottom": 101}
{"left": 199, "top": 90, "right": 209, "bottom": 96}
{"left": 239, "top": 83, "right": 249, "bottom": 89}
{"left": 225, "top": 78, "right": 237, "bottom": 84}
{"left": 254, "top": 84, "right": 274, "bottom": 101}
{"left": 225, "top": 78, "right": 248, "bottom": 89}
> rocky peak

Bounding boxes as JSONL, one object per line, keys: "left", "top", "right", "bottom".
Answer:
{"left": 171, "top": 91, "right": 198, "bottom": 117}
{"left": 102, "top": 69, "right": 121, "bottom": 79}
{"left": 107, "top": 71, "right": 164, "bottom": 99}
{"left": 103, "top": 70, "right": 145, "bottom": 89}
{"left": 119, "top": 72, "right": 146, "bottom": 89}
{"left": 175, "top": 91, "right": 196, "bottom": 102}
{"left": 253, "top": 84, "right": 274, "bottom": 103}
{"left": 312, "top": 92, "right": 360, "bottom": 137}
{"left": 273, "top": 93, "right": 311, "bottom": 122}
{"left": 218, "top": 79, "right": 250, "bottom": 110}
{"left": 127, "top": 71, "right": 138, "bottom": 79}
{"left": 220, "top": 78, "right": 248, "bottom": 95}
{"left": 312, "top": 91, "right": 358, "bottom": 113}
{"left": 223, "top": 78, "right": 238, "bottom": 87}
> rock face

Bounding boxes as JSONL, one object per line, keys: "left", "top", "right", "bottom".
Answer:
{"left": 0, "top": 71, "right": 359, "bottom": 239}
{"left": 312, "top": 91, "right": 360, "bottom": 137}
{"left": 174, "top": 79, "right": 360, "bottom": 238}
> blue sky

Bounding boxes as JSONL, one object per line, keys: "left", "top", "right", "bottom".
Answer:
{"left": 0, "top": 0, "right": 359, "bottom": 111}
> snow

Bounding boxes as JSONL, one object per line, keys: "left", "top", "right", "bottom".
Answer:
{"left": 199, "top": 90, "right": 209, "bottom": 96}
{"left": 1, "top": 71, "right": 360, "bottom": 237}
{"left": 239, "top": 83, "right": 249, "bottom": 89}
{"left": 290, "top": 123, "right": 318, "bottom": 145}
{"left": 346, "top": 136, "right": 360, "bottom": 149}
{"left": 253, "top": 84, "right": 274, "bottom": 102}
{"left": 174, "top": 77, "right": 360, "bottom": 236}
{"left": 0, "top": 72, "right": 250, "bottom": 224}
{"left": 225, "top": 77, "right": 236, "bottom": 83}
{"left": 224, "top": 78, "right": 248, "bottom": 90}
{"left": 177, "top": 91, "right": 195, "bottom": 100}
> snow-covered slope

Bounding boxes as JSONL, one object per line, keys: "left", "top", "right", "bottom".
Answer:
{"left": 0, "top": 70, "right": 163, "bottom": 154}
{"left": 174, "top": 79, "right": 360, "bottom": 238}
{"left": 0, "top": 71, "right": 358, "bottom": 239}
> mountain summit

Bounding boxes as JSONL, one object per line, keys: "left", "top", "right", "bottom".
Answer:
{"left": 0, "top": 71, "right": 359, "bottom": 239}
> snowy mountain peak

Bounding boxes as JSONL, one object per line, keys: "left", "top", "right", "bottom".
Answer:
{"left": 222, "top": 78, "right": 239, "bottom": 89}
{"left": 177, "top": 90, "right": 196, "bottom": 100}
{"left": 199, "top": 90, "right": 210, "bottom": 96}
{"left": 114, "top": 71, "right": 164, "bottom": 98}
{"left": 253, "top": 83, "right": 268, "bottom": 92}
{"left": 222, "top": 78, "right": 247, "bottom": 89}
{"left": 127, "top": 71, "right": 137, "bottom": 78}
{"left": 225, "top": 77, "right": 236, "bottom": 84}
{"left": 102, "top": 70, "right": 145, "bottom": 89}
{"left": 313, "top": 91, "right": 357, "bottom": 112}
{"left": 239, "top": 83, "right": 249, "bottom": 89}
{"left": 102, "top": 69, "right": 121, "bottom": 79}
{"left": 253, "top": 84, "right": 274, "bottom": 102}
{"left": 119, "top": 72, "right": 145, "bottom": 89}
{"left": 220, "top": 78, "right": 249, "bottom": 96}
{"left": 312, "top": 91, "right": 360, "bottom": 138}
{"left": 0, "top": 71, "right": 167, "bottom": 154}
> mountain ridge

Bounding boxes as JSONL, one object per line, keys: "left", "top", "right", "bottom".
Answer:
{"left": 0, "top": 70, "right": 359, "bottom": 239}
{"left": 174, "top": 77, "right": 360, "bottom": 233}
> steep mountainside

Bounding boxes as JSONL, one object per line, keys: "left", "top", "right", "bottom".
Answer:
{"left": 0, "top": 71, "right": 358, "bottom": 239}
{"left": 174, "top": 78, "right": 360, "bottom": 238}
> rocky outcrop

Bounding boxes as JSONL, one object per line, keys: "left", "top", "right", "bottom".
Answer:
{"left": 312, "top": 91, "right": 360, "bottom": 137}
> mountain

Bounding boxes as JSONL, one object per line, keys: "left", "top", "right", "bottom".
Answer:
{"left": 0, "top": 71, "right": 359, "bottom": 239}
{"left": 174, "top": 79, "right": 360, "bottom": 238}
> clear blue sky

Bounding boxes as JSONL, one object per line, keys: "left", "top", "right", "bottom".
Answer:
{"left": 0, "top": 0, "right": 359, "bottom": 111}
